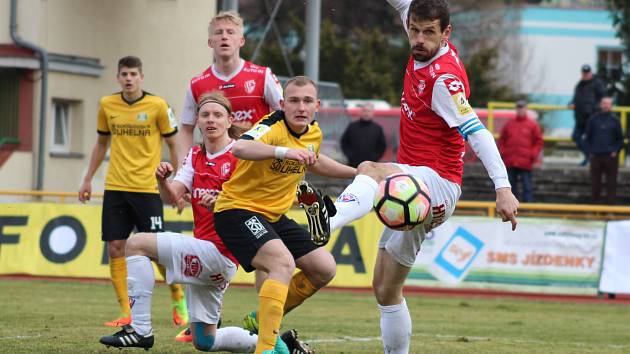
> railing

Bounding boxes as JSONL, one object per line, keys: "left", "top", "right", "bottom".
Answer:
{"left": 456, "top": 200, "right": 630, "bottom": 221}
{"left": 1, "top": 190, "right": 629, "bottom": 221}
{"left": 0, "top": 190, "right": 103, "bottom": 203}
{"left": 487, "top": 101, "right": 630, "bottom": 165}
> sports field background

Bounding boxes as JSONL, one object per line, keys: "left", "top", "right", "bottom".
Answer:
{"left": 1, "top": 278, "right": 629, "bottom": 353}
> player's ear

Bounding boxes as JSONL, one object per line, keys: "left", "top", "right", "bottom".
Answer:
{"left": 227, "top": 113, "right": 234, "bottom": 125}
{"left": 279, "top": 98, "right": 285, "bottom": 111}
{"left": 207, "top": 38, "right": 213, "bottom": 48}
{"left": 239, "top": 35, "right": 245, "bottom": 48}
{"left": 442, "top": 24, "right": 452, "bottom": 40}
{"left": 315, "top": 99, "right": 321, "bottom": 112}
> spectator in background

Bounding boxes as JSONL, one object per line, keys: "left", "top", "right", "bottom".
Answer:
{"left": 340, "top": 102, "right": 387, "bottom": 167}
{"left": 569, "top": 64, "right": 607, "bottom": 166}
{"left": 583, "top": 97, "right": 623, "bottom": 204}
{"left": 498, "top": 100, "right": 544, "bottom": 202}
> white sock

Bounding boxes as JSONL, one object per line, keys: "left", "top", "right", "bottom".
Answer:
{"left": 330, "top": 174, "right": 379, "bottom": 232}
{"left": 210, "top": 326, "right": 257, "bottom": 352}
{"left": 127, "top": 255, "right": 154, "bottom": 336}
{"left": 378, "top": 299, "right": 412, "bottom": 354}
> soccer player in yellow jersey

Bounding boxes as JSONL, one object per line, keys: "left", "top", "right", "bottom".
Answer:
{"left": 78, "top": 56, "right": 188, "bottom": 329}
{"left": 214, "top": 76, "right": 356, "bottom": 354}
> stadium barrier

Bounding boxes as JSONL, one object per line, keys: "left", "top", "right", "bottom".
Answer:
{"left": 1, "top": 192, "right": 629, "bottom": 294}
{"left": 487, "top": 101, "right": 630, "bottom": 165}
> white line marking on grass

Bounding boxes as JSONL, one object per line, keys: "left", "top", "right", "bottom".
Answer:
{"left": 0, "top": 334, "right": 41, "bottom": 340}
{"left": 308, "top": 336, "right": 382, "bottom": 344}
{"left": 308, "top": 333, "right": 629, "bottom": 350}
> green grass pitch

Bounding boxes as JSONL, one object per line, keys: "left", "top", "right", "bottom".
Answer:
{"left": 1, "top": 278, "right": 629, "bottom": 353}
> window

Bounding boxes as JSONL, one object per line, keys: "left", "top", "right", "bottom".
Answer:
{"left": 0, "top": 69, "right": 21, "bottom": 143}
{"left": 598, "top": 47, "right": 624, "bottom": 82}
{"left": 51, "top": 100, "right": 71, "bottom": 152}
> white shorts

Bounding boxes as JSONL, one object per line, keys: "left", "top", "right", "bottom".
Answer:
{"left": 157, "top": 232, "right": 237, "bottom": 324}
{"left": 378, "top": 165, "right": 461, "bottom": 267}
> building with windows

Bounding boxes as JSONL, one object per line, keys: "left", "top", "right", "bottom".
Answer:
{"left": 0, "top": 0, "right": 216, "bottom": 192}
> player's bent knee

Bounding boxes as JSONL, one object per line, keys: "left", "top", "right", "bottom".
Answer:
{"left": 372, "top": 280, "right": 402, "bottom": 305}
{"left": 192, "top": 323, "right": 215, "bottom": 351}
{"left": 357, "top": 160, "right": 378, "bottom": 175}
{"left": 125, "top": 233, "right": 152, "bottom": 256}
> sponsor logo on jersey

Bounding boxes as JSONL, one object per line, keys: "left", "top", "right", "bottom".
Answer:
{"left": 243, "top": 67, "right": 265, "bottom": 74}
{"left": 183, "top": 254, "right": 203, "bottom": 277}
{"left": 234, "top": 109, "right": 255, "bottom": 122}
{"left": 192, "top": 187, "right": 219, "bottom": 200}
{"left": 221, "top": 162, "right": 231, "bottom": 177}
{"left": 244, "top": 79, "right": 256, "bottom": 94}
{"left": 435, "top": 63, "right": 441, "bottom": 71}
{"left": 136, "top": 113, "right": 148, "bottom": 121}
{"left": 111, "top": 123, "right": 151, "bottom": 136}
{"left": 270, "top": 159, "right": 306, "bottom": 174}
{"left": 245, "top": 123, "right": 271, "bottom": 140}
{"left": 429, "top": 65, "right": 436, "bottom": 78}
{"left": 109, "top": 114, "right": 119, "bottom": 119}
{"left": 336, "top": 193, "right": 358, "bottom": 203}
{"left": 401, "top": 97, "right": 415, "bottom": 120}
{"left": 444, "top": 78, "right": 473, "bottom": 116}
{"left": 446, "top": 79, "right": 464, "bottom": 93}
{"left": 219, "top": 83, "right": 236, "bottom": 90}
{"left": 244, "top": 216, "right": 268, "bottom": 239}
{"left": 417, "top": 80, "right": 426, "bottom": 94}
{"left": 452, "top": 92, "right": 473, "bottom": 116}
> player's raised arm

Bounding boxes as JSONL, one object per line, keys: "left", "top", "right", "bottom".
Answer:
{"left": 308, "top": 153, "right": 356, "bottom": 179}
{"left": 431, "top": 74, "right": 519, "bottom": 229}
{"left": 231, "top": 139, "right": 317, "bottom": 166}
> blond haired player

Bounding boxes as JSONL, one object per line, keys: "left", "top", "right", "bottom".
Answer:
{"left": 178, "top": 10, "right": 282, "bottom": 162}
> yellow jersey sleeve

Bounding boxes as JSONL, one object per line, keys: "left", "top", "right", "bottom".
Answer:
{"left": 97, "top": 99, "right": 110, "bottom": 134}
{"left": 156, "top": 100, "right": 178, "bottom": 136}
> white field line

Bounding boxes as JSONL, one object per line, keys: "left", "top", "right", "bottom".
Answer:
{"left": 0, "top": 334, "right": 41, "bottom": 340}
{"left": 307, "top": 333, "right": 629, "bottom": 349}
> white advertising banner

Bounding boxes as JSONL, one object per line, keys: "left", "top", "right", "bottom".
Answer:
{"left": 407, "top": 216, "right": 606, "bottom": 294}
{"left": 598, "top": 220, "right": 630, "bottom": 294}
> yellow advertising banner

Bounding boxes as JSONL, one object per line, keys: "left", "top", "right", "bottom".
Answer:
{"left": 0, "top": 203, "right": 382, "bottom": 287}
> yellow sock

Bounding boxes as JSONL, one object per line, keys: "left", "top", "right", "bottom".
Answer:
{"left": 156, "top": 263, "right": 184, "bottom": 301}
{"left": 255, "top": 279, "right": 288, "bottom": 354}
{"left": 284, "top": 271, "right": 318, "bottom": 314}
{"left": 109, "top": 257, "right": 130, "bottom": 317}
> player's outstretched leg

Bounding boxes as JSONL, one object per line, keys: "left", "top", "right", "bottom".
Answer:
{"left": 100, "top": 324, "right": 154, "bottom": 350}
{"left": 296, "top": 180, "right": 336, "bottom": 246}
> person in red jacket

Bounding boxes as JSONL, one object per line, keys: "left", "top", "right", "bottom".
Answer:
{"left": 498, "top": 100, "right": 544, "bottom": 202}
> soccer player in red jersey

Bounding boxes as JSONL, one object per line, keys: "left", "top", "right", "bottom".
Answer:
{"left": 178, "top": 11, "right": 283, "bottom": 162}
{"left": 309, "top": 1, "right": 519, "bottom": 353}
{"left": 99, "top": 92, "right": 305, "bottom": 353}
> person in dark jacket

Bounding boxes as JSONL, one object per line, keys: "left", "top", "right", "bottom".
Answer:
{"left": 569, "top": 64, "right": 607, "bottom": 166}
{"left": 341, "top": 102, "right": 387, "bottom": 167}
{"left": 498, "top": 100, "right": 544, "bottom": 202}
{"left": 583, "top": 97, "right": 624, "bottom": 204}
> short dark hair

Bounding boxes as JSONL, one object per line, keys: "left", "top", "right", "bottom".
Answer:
{"left": 408, "top": 0, "right": 450, "bottom": 32}
{"left": 284, "top": 75, "right": 318, "bottom": 96}
{"left": 118, "top": 56, "right": 143, "bottom": 73}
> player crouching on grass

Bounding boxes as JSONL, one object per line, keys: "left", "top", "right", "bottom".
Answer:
{"left": 99, "top": 91, "right": 302, "bottom": 353}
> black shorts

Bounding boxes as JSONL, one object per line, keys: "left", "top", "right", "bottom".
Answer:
{"left": 214, "top": 209, "right": 318, "bottom": 272}
{"left": 101, "top": 190, "right": 164, "bottom": 241}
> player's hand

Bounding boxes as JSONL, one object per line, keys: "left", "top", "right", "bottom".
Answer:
{"left": 496, "top": 187, "right": 519, "bottom": 231}
{"left": 78, "top": 181, "right": 91, "bottom": 203}
{"left": 156, "top": 162, "right": 174, "bottom": 180}
{"left": 199, "top": 194, "right": 217, "bottom": 211}
{"left": 174, "top": 197, "right": 186, "bottom": 215}
{"left": 286, "top": 149, "right": 317, "bottom": 166}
